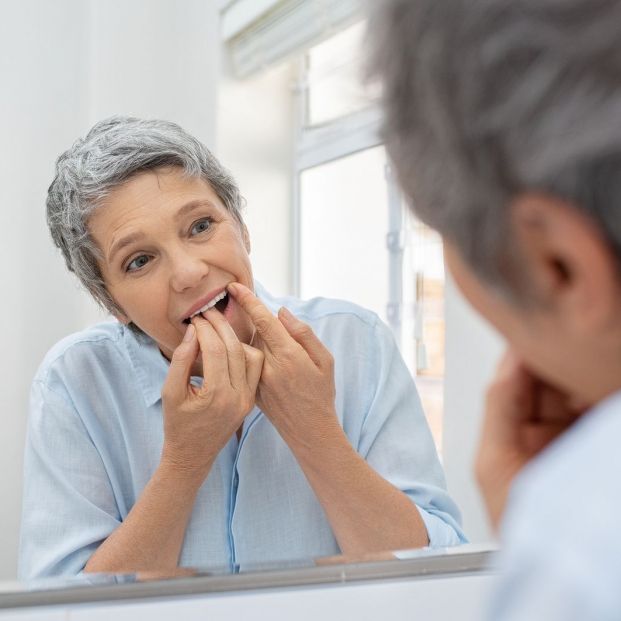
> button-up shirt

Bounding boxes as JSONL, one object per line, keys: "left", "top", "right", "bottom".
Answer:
{"left": 19, "top": 284, "right": 465, "bottom": 579}
{"left": 488, "top": 389, "right": 621, "bottom": 620}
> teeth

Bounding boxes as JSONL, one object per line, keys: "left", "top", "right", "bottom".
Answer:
{"left": 190, "top": 291, "right": 227, "bottom": 318}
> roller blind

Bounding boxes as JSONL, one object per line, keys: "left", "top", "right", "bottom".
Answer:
{"left": 221, "top": 0, "right": 362, "bottom": 77}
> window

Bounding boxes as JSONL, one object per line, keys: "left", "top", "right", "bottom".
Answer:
{"left": 294, "top": 21, "right": 446, "bottom": 452}
{"left": 299, "top": 145, "right": 388, "bottom": 321}
{"left": 304, "top": 20, "right": 375, "bottom": 126}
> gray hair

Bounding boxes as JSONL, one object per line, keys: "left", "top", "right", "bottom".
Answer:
{"left": 47, "top": 116, "right": 244, "bottom": 316}
{"left": 368, "top": 0, "right": 621, "bottom": 298}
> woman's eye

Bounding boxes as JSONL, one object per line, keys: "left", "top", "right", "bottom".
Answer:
{"left": 126, "top": 255, "right": 150, "bottom": 272}
{"left": 190, "top": 217, "right": 213, "bottom": 236}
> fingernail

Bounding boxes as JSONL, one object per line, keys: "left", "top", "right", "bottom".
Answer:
{"left": 279, "top": 307, "right": 295, "bottom": 322}
{"left": 227, "top": 283, "right": 239, "bottom": 296}
{"left": 183, "top": 323, "right": 195, "bottom": 342}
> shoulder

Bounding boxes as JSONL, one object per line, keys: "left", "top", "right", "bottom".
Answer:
{"left": 256, "top": 284, "right": 403, "bottom": 364}
{"left": 507, "top": 394, "right": 621, "bottom": 520}
{"left": 34, "top": 321, "right": 128, "bottom": 386}
{"left": 256, "top": 281, "right": 383, "bottom": 335}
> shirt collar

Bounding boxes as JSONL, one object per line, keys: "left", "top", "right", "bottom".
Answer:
{"left": 123, "top": 326, "right": 169, "bottom": 408}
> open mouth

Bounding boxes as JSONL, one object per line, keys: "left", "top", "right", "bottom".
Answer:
{"left": 182, "top": 291, "right": 230, "bottom": 324}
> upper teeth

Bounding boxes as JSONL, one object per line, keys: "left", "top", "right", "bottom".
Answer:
{"left": 190, "top": 291, "right": 227, "bottom": 318}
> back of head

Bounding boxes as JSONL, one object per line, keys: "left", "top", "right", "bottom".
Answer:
{"left": 369, "top": 0, "right": 621, "bottom": 297}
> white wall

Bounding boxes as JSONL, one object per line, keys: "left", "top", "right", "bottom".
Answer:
{"left": 443, "top": 277, "right": 503, "bottom": 544}
{"left": 0, "top": 0, "right": 220, "bottom": 580}
{"left": 216, "top": 59, "right": 295, "bottom": 295}
{"left": 0, "top": 0, "right": 93, "bottom": 582}
{"left": 88, "top": 0, "right": 218, "bottom": 143}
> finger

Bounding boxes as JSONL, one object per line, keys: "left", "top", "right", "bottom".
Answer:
{"left": 250, "top": 328, "right": 267, "bottom": 354}
{"left": 483, "top": 349, "right": 535, "bottom": 443}
{"left": 495, "top": 349, "right": 526, "bottom": 383}
{"left": 191, "top": 314, "right": 229, "bottom": 389}
{"left": 242, "top": 343, "right": 264, "bottom": 392}
{"left": 227, "top": 282, "right": 290, "bottom": 352}
{"left": 522, "top": 421, "right": 572, "bottom": 454}
{"left": 278, "top": 307, "right": 331, "bottom": 370}
{"left": 162, "top": 324, "right": 199, "bottom": 403}
{"left": 535, "top": 382, "right": 581, "bottom": 424}
{"left": 202, "top": 308, "right": 247, "bottom": 390}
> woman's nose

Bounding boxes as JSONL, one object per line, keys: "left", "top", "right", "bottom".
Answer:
{"left": 169, "top": 250, "right": 209, "bottom": 292}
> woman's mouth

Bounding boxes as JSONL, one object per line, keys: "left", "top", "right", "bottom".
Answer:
{"left": 182, "top": 291, "right": 230, "bottom": 324}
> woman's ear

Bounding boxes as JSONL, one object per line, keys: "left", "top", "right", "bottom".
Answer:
{"left": 511, "top": 193, "right": 620, "bottom": 335}
{"left": 242, "top": 222, "right": 251, "bottom": 254}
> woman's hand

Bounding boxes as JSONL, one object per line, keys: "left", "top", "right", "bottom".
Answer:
{"left": 160, "top": 308, "right": 264, "bottom": 481}
{"left": 226, "top": 282, "right": 338, "bottom": 452}
{"left": 85, "top": 310, "right": 264, "bottom": 575}
{"left": 226, "top": 282, "right": 430, "bottom": 554}
{"left": 476, "top": 350, "right": 584, "bottom": 531}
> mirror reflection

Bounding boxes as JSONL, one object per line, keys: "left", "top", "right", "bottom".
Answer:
{"left": 1, "top": 0, "right": 496, "bottom": 587}
{"left": 21, "top": 116, "right": 464, "bottom": 578}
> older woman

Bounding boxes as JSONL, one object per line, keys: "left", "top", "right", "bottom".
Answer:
{"left": 19, "top": 117, "right": 464, "bottom": 578}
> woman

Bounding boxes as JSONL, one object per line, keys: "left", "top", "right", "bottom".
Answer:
{"left": 19, "top": 117, "right": 464, "bottom": 578}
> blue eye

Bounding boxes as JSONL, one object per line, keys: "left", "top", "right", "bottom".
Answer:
{"left": 127, "top": 255, "right": 150, "bottom": 272}
{"left": 190, "top": 217, "right": 213, "bottom": 236}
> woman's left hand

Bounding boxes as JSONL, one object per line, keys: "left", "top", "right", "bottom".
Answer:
{"left": 227, "top": 282, "right": 339, "bottom": 452}
{"left": 227, "top": 282, "right": 431, "bottom": 554}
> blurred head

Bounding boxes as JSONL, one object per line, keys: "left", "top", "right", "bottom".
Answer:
{"left": 47, "top": 117, "right": 255, "bottom": 359}
{"left": 369, "top": 0, "right": 621, "bottom": 404}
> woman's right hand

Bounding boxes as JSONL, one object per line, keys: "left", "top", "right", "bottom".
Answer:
{"left": 85, "top": 309, "right": 263, "bottom": 574}
{"left": 160, "top": 308, "right": 264, "bottom": 482}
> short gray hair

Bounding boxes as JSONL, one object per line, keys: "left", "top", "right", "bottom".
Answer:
{"left": 47, "top": 116, "right": 244, "bottom": 316}
{"left": 369, "top": 0, "right": 621, "bottom": 297}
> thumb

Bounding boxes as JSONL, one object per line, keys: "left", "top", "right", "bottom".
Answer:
{"left": 242, "top": 343, "right": 264, "bottom": 393}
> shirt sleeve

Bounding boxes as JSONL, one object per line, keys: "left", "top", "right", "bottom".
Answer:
{"left": 19, "top": 379, "right": 121, "bottom": 579}
{"left": 355, "top": 316, "right": 467, "bottom": 547}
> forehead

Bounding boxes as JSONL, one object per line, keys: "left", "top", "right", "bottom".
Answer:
{"left": 89, "top": 168, "right": 229, "bottom": 234}
{"left": 103, "top": 168, "right": 225, "bottom": 215}
{"left": 86, "top": 168, "right": 236, "bottom": 269}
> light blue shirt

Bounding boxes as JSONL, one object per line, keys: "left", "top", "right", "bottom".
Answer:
{"left": 19, "top": 284, "right": 465, "bottom": 579}
{"left": 488, "top": 389, "right": 621, "bottom": 620}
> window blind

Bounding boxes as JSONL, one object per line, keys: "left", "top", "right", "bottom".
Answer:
{"left": 221, "top": 0, "right": 362, "bottom": 77}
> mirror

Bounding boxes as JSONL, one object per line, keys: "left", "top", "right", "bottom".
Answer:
{"left": 0, "top": 0, "right": 495, "bottom": 589}
{"left": 0, "top": 546, "right": 495, "bottom": 619}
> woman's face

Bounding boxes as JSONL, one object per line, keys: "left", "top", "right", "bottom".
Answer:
{"left": 88, "top": 166, "right": 255, "bottom": 363}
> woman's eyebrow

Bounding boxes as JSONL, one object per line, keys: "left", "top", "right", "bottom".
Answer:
{"left": 107, "top": 232, "right": 146, "bottom": 264}
{"left": 175, "top": 199, "right": 217, "bottom": 219}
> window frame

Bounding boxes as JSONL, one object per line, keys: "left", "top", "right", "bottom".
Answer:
{"left": 292, "top": 59, "right": 406, "bottom": 342}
